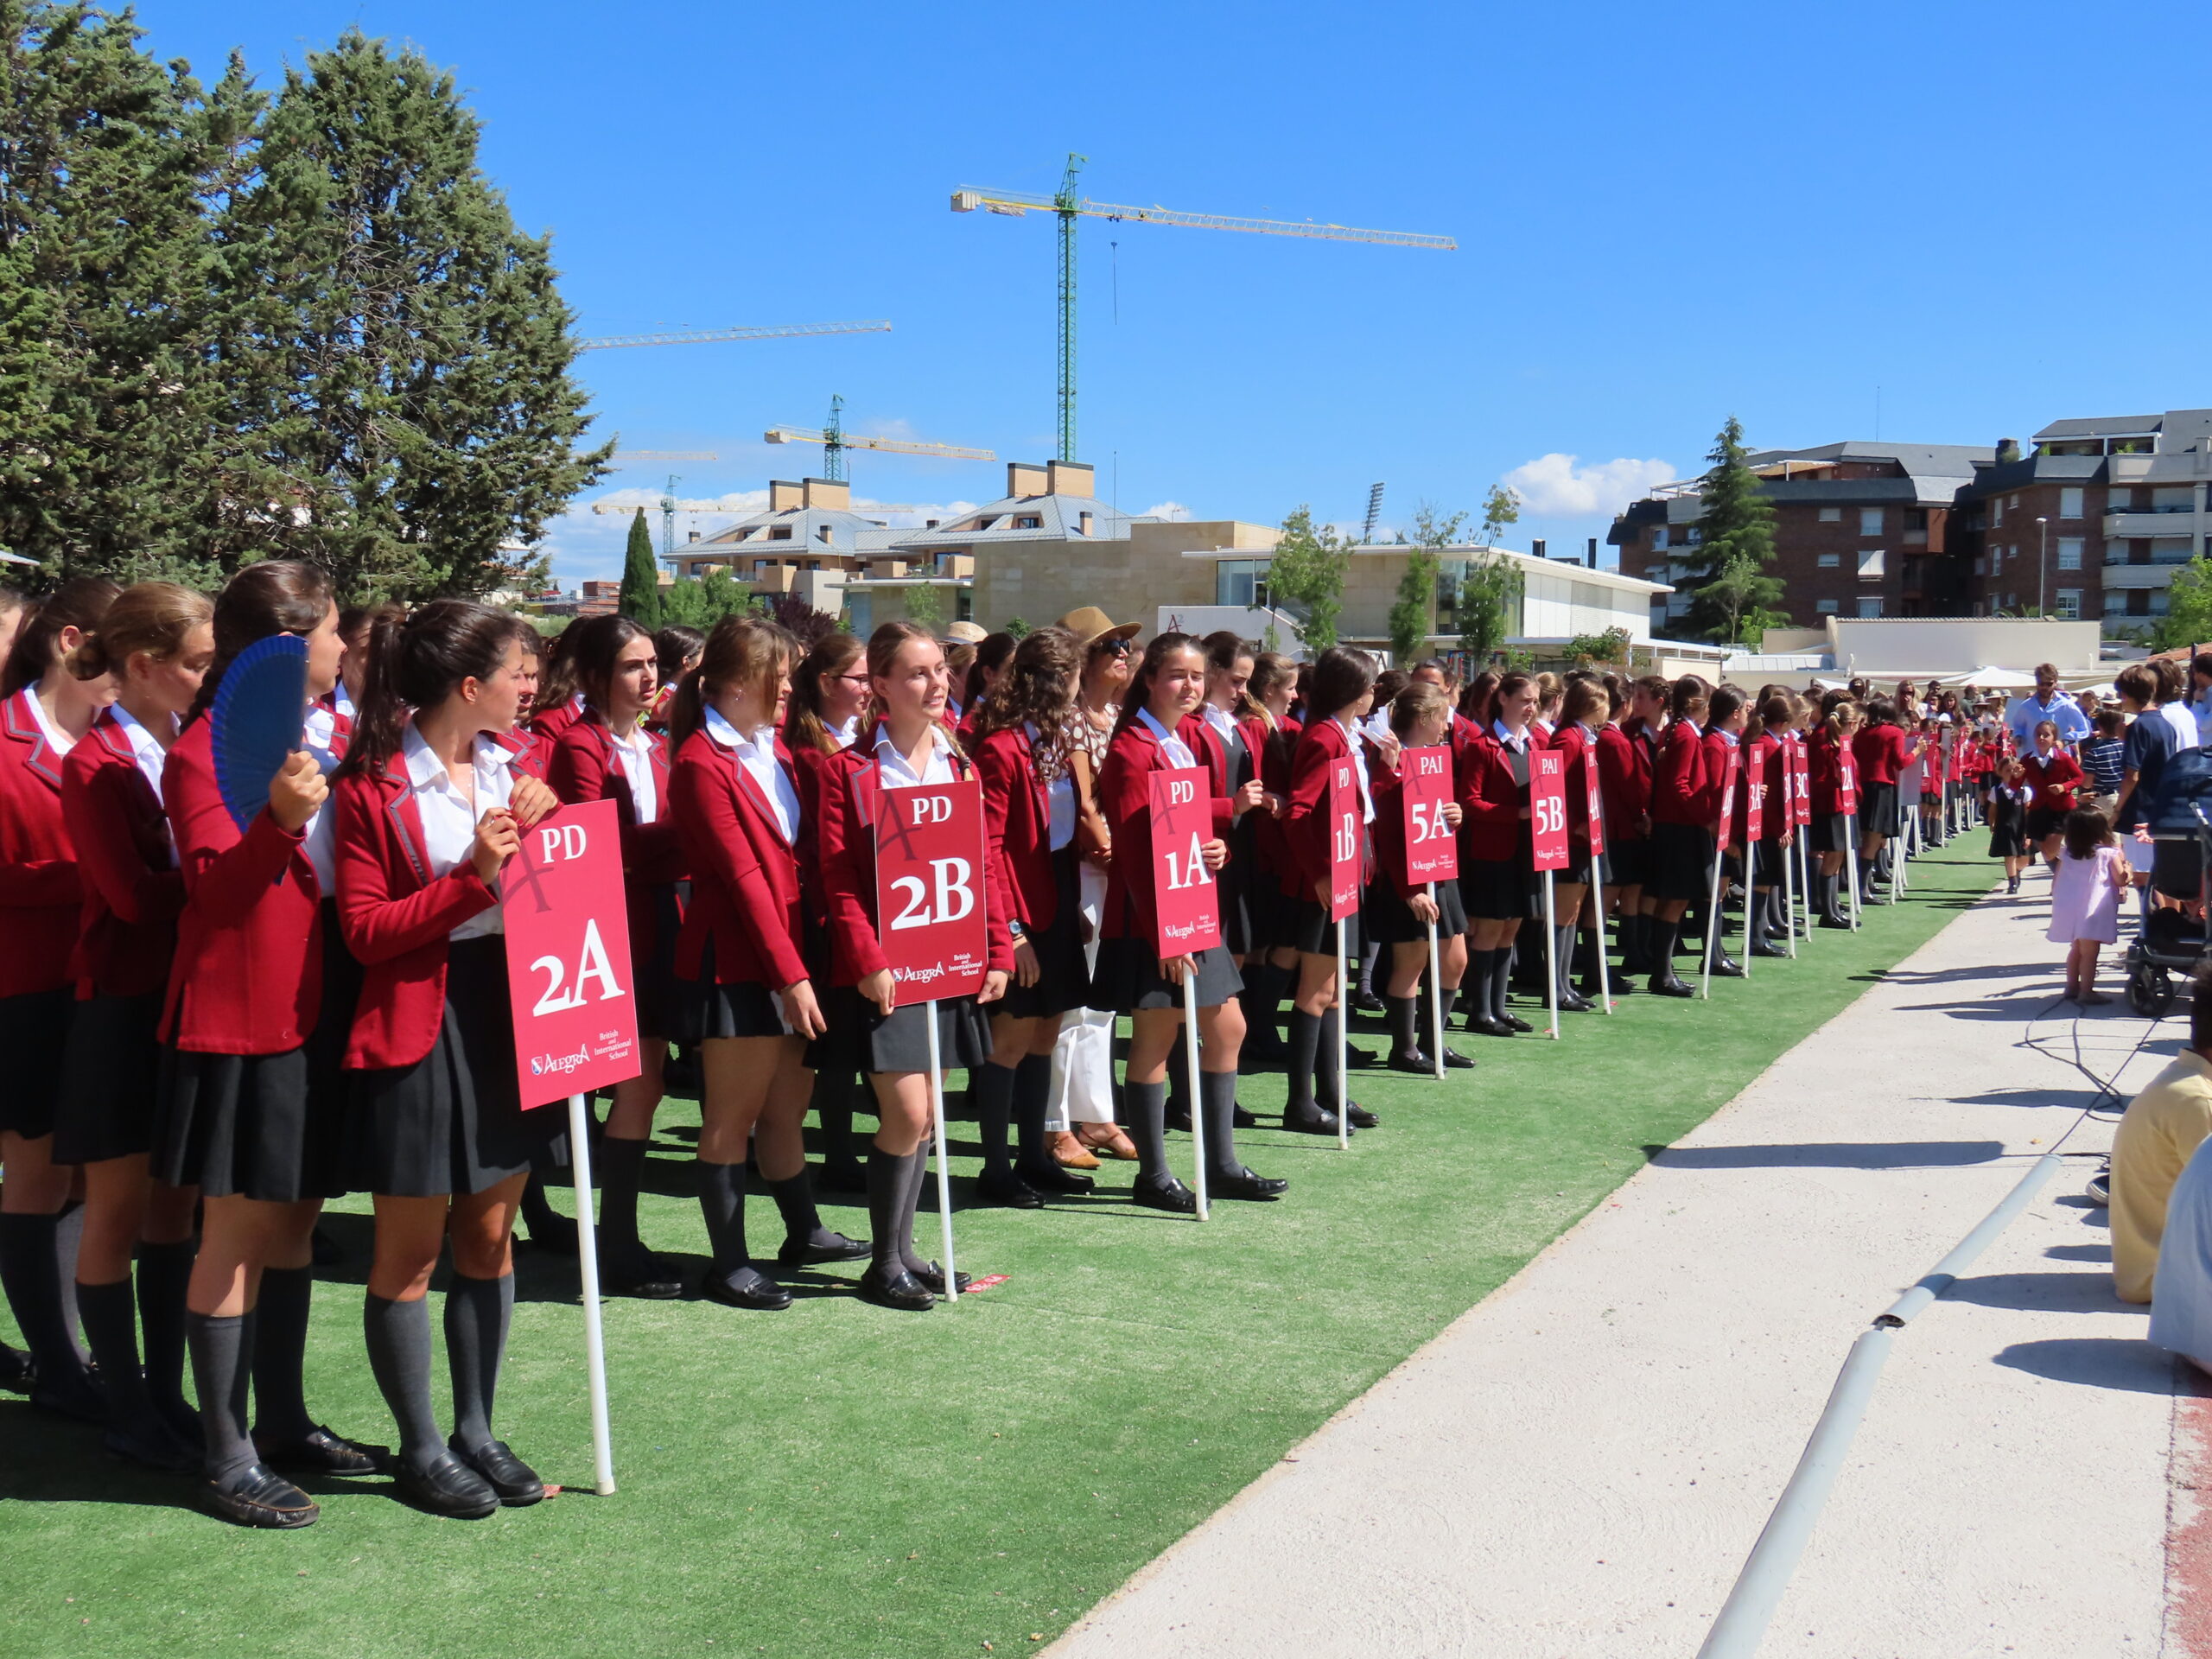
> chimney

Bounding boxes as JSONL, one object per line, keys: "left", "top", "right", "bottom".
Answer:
{"left": 1046, "top": 460, "right": 1095, "bottom": 499}
{"left": 1532, "top": 538, "right": 1547, "bottom": 561}
{"left": 803, "top": 477, "right": 849, "bottom": 511}
{"left": 768, "top": 480, "right": 804, "bottom": 512}
{"left": 1006, "top": 461, "right": 1048, "bottom": 498}
{"left": 1586, "top": 537, "right": 1598, "bottom": 569}
{"left": 687, "top": 530, "right": 701, "bottom": 543}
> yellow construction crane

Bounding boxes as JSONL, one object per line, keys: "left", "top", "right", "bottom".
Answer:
{"left": 765, "top": 395, "right": 994, "bottom": 481}
{"left": 953, "top": 157, "right": 1453, "bottom": 460}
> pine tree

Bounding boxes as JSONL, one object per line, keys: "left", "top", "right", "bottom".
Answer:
{"left": 618, "top": 508, "right": 660, "bottom": 626}
{"left": 1687, "top": 416, "right": 1782, "bottom": 641}
{"left": 220, "top": 29, "right": 608, "bottom": 598}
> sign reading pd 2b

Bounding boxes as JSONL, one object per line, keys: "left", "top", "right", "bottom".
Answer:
{"left": 502, "top": 798, "right": 641, "bottom": 1111}
{"left": 874, "top": 778, "right": 988, "bottom": 1002}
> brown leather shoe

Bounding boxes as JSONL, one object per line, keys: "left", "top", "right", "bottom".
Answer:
{"left": 1074, "top": 1122, "right": 1139, "bottom": 1162}
{"left": 1049, "top": 1131, "right": 1101, "bottom": 1170}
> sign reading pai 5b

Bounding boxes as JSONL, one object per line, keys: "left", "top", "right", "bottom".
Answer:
{"left": 501, "top": 799, "right": 642, "bottom": 1111}
{"left": 873, "top": 778, "right": 988, "bottom": 1002}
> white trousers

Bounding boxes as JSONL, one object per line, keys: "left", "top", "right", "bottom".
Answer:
{"left": 1047, "top": 860, "right": 1116, "bottom": 1129}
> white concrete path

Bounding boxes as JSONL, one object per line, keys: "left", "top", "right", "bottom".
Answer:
{"left": 1053, "top": 879, "right": 2189, "bottom": 1657}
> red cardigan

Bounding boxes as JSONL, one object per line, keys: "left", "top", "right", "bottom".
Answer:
{"left": 332, "top": 750, "right": 503, "bottom": 1071}
{"left": 63, "top": 711, "right": 184, "bottom": 1000}
{"left": 0, "top": 688, "right": 84, "bottom": 1000}
{"left": 162, "top": 717, "right": 322, "bottom": 1054}
{"left": 973, "top": 725, "right": 1058, "bottom": 932}
{"left": 1651, "top": 721, "right": 1710, "bottom": 828}
{"left": 669, "top": 725, "right": 810, "bottom": 991}
{"left": 816, "top": 741, "right": 1013, "bottom": 987}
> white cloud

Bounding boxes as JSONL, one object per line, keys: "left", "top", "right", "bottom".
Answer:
{"left": 1500, "top": 454, "right": 1676, "bottom": 518}
{"left": 1144, "top": 499, "right": 1190, "bottom": 521}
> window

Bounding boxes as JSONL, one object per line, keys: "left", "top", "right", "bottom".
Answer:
{"left": 1817, "top": 552, "right": 1840, "bottom": 568}
{"left": 1815, "top": 599, "right": 1840, "bottom": 614}
{"left": 1652, "top": 526, "right": 1669, "bottom": 550}
{"left": 2056, "top": 537, "right": 2084, "bottom": 570}
{"left": 2104, "top": 589, "right": 2128, "bottom": 617}
{"left": 1857, "top": 597, "right": 1883, "bottom": 618}
{"left": 1859, "top": 507, "right": 1883, "bottom": 536}
{"left": 1858, "top": 549, "right": 1885, "bottom": 578}
{"left": 2009, "top": 494, "right": 2021, "bottom": 509}
{"left": 1014, "top": 515, "right": 1042, "bottom": 530}
{"left": 2153, "top": 537, "right": 2194, "bottom": 564}
{"left": 2055, "top": 588, "right": 2082, "bottom": 619}
{"left": 2152, "top": 590, "right": 2174, "bottom": 616}
{"left": 1993, "top": 497, "right": 2005, "bottom": 525}
{"left": 806, "top": 559, "right": 822, "bottom": 571}
{"left": 2060, "top": 486, "right": 2084, "bottom": 519}
{"left": 768, "top": 524, "right": 792, "bottom": 541}
{"left": 1215, "top": 559, "right": 1268, "bottom": 607}
{"left": 2110, "top": 487, "right": 2133, "bottom": 510}
{"left": 2154, "top": 486, "right": 2194, "bottom": 513}
{"left": 972, "top": 516, "right": 996, "bottom": 531}
{"left": 1818, "top": 506, "right": 1842, "bottom": 524}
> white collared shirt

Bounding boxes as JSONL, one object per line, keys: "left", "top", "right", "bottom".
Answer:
{"left": 872, "top": 721, "right": 958, "bottom": 788}
{"left": 401, "top": 723, "right": 515, "bottom": 939}
{"left": 23, "top": 682, "right": 75, "bottom": 757}
{"left": 300, "top": 696, "right": 343, "bottom": 895}
{"left": 1336, "top": 715, "right": 1376, "bottom": 823}
{"left": 830, "top": 713, "right": 861, "bottom": 751}
{"left": 1136, "top": 707, "right": 1197, "bottom": 768}
{"left": 1491, "top": 718, "right": 1531, "bottom": 753}
{"left": 109, "top": 703, "right": 174, "bottom": 805}
{"left": 1201, "top": 702, "right": 1238, "bottom": 746}
{"left": 333, "top": 683, "right": 357, "bottom": 720}
{"left": 608, "top": 721, "right": 659, "bottom": 824}
{"left": 1026, "top": 721, "right": 1077, "bottom": 852}
{"left": 709, "top": 705, "right": 800, "bottom": 843}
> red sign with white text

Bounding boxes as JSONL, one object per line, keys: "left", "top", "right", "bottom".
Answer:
{"left": 1327, "top": 758, "right": 1361, "bottom": 921}
{"left": 1398, "top": 746, "right": 1459, "bottom": 884}
{"left": 503, "top": 799, "right": 641, "bottom": 1111}
{"left": 1716, "top": 746, "right": 1741, "bottom": 852}
{"left": 1790, "top": 739, "right": 1812, "bottom": 827}
{"left": 1581, "top": 742, "right": 1606, "bottom": 857}
{"left": 1838, "top": 747, "right": 1859, "bottom": 817}
{"left": 1531, "top": 751, "right": 1569, "bottom": 872}
{"left": 1147, "top": 766, "right": 1222, "bottom": 957}
{"left": 1744, "top": 755, "right": 1765, "bottom": 844}
{"left": 874, "top": 777, "right": 988, "bottom": 1002}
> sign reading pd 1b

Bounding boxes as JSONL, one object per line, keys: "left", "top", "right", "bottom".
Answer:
{"left": 502, "top": 798, "right": 641, "bottom": 1111}
{"left": 874, "top": 777, "right": 988, "bottom": 1002}
{"left": 1398, "top": 746, "right": 1458, "bottom": 884}
{"left": 1147, "top": 766, "right": 1222, "bottom": 957}
{"left": 1327, "top": 758, "right": 1362, "bottom": 921}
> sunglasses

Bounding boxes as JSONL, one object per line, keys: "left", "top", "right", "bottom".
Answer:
{"left": 1097, "top": 639, "right": 1136, "bottom": 658}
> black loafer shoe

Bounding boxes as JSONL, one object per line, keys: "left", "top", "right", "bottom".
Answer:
{"left": 104, "top": 1414, "right": 200, "bottom": 1474}
{"left": 1592, "top": 978, "right": 1634, "bottom": 998}
{"left": 1555, "top": 990, "right": 1595, "bottom": 1014}
{"left": 452, "top": 1436, "right": 544, "bottom": 1506}
{"left": 1281, "top": 1102, "right": 1344, "bottom": 1135}
{"left": 907, "top": 1259, "right": 973, "bottom": 1296}
{"left": 1208, "top": 1168, "right": 1287, "bottom": 1200}
{"left": 859, "top": 1264, "right": 936, "bottom": 1311}
{"left": 1751, "top": 941, "right": 1789, "bottom": 958}
{"left": 976, "top": 1167, "right": 1044, "bottom": 1209}
{"left": 1344, "top": 1044, "right": 1378, "bottom": 1069}
{"left": 1649, "top": 974, "right": 1696, "bottom": 998}
{"left": 1708, "top": 957, "right": 1745, "bottom": 978}
{"left": 1466, "top": 1014, "right": 1514, "bottom": 1037}
{"left": 1016, "top": 1160, "right": 1095, "bottom": 1195}
{"left": 0, "top": 1342, "right": 32, "bottom": 1393}
{"left": 1441, "top": 1046, "right": 1477, "bottom": 1070}
{"left": 396, "top": 1450, "right": 499, "bottom": 1519}
{"left": 777, "top": 1230, "right": 871, "bottom": 1268}
{"left": 1353, "top": 991, "right": 1385, "bottom": 1015}
{"left": 200, "top": 1463, "right": 319, "bottom": 1529}
{"left": 1345, "top": 1103, "right": 1379, "bottom": 1129}
{"left": 702, "top": 1264, "right": 794, "bottom": 1310}
{"left": 1130, "top": 1174, "right": 1198, "bottom": 1213}
{"left": 254, "top": 1423, "right": 390, "bottom": 1477}
{"left": 1388, "top": 1052, "right": 1435, "bottom": 1075}
{"left": 1503, "top": 1014, "right": 1533, "bottom": 1033}
{"left": 30, "top": 1369, "right": 105, "bottom": 1425}
{"left": 601, "top": 1245, "right": 683, "bottom": 1300}
{"left": 1232, "top": 1103, "right": 1258, "bottom": 1129}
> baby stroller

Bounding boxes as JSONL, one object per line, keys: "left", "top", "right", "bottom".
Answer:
{"left": 2124, "top": 764, "right": 2212, "bottom": 1017}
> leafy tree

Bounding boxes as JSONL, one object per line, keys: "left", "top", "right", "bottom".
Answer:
{"left": 658, "top": 564, "right": 753, "bottom": 628}
{"left": 1387, "top": 504, "right": 1465, "bottom": 664}
{"left": 901, "top": 580, "right": 946, "bottom": 632}
{"left": 1479, "top": 483, "right": 1520, "bottom": 549}
{"left": 1003, "top": 615, "right": 1031, "bottom": 639}
{"left": 1686, "top": 416, "right": 1778, "bottom": 641}
{"left": 2153, "top": 556, "right": 2212, "bottom": 650}
{"left": 1451, "top": 484, "right": 1524, "bottom": 667}
{"left": 1694, "top": 550, "right": 1789, "bottom": 645}
{"left": 762, "top": 588, "right": 841, "bottom": 649}
{"left": 219, "top": 29, "right": 608, "bottom": 598}
{"left": 616, "top": 508, "right": 660, "bottom": 626}
{"left": 1268, "top": 505, "right": 1351, "bottom": 652}
{"left": 1564, "top": 626, "right": 1631, "bottom": 667}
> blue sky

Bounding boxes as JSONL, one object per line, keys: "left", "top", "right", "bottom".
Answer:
{"left": 137, "top": 0, "right": 2212, "bottom": 588}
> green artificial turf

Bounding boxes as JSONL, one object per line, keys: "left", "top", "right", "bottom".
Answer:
{"left": 0, "top": 847, "right": 1996, "bottom": 1657}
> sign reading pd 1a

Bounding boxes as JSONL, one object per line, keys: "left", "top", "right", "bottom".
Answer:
{"left": 874, "top": 777, "right": 988, "bottom": 1002}
{"left": 1147, "top": 765, "right": 1222, "bottom": 956}
{"left": 502, "top": 798, "right": 641, "bottom": 1111}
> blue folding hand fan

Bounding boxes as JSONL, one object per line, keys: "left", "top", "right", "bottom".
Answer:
{"left": 211, "top": 632, "right": 310, "bottom": 831}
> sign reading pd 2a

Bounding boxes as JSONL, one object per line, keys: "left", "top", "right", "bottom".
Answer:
{"left": 874, "top": 778, "right": 988, "bottom": 1002}
{"left": 502, "top": 799, "right": 641, "bottom": 1111}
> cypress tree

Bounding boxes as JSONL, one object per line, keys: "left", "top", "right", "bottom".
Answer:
{"left": 1687, "top": 416, "right": 1782, "bottom": 641}
{"left": 618, "top": 507, "right": 660, "bottom": 626}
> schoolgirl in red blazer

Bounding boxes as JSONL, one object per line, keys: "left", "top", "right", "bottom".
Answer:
{"left": 334, "top": 601, "right": 558, "bottom": 1521}
{"left": 2021, "top": 719, "right": 2086, "bottom": 862}
{"left": 1601, "top": 677, "right": 1663, "bottom": 971}
{"left": 153, "top": 562, "right": 379, "bottom": 1530}
{"left": 666, "top": 617, "right": 863, "bottom": 1313}
{"left": 1851, "top": 700, "right": 1923, "bottom": 895}
{"left": 815, "top": 621, "right": 1009, "bottom": 1311}
{"left": 1094, "top": 632, "right": 1280, "bottom": 1208}
{"left": 493, "top": 626, "right": 550, "bottom": 779}
{"left": 544, "top": 614, "right": 684, "bottom": 1300}
{"left": 1738, "top": 696, "right": 1796, "bottom": 959}
{"left": 1542, "top": 680, "right": 1618, "bottom": 1010}
{"left": 0, "top": 577, "right": 118, "bottom": 1432}
{"left": 1807, "top": 702, "right": 1863, "bottom": 927}
{"left": 1241, "top": 651, "right": 1304, "bottom": 1058}
{"left": 1692, "top": 688, "right": 1750, "bottom": 980}
{"left": 1640, "top": 677, "right": 1714, "bottom": 995}
{"left": 53, "top": 584, "right": 212, "bottom": 1471}
{"left": 1454, "top": 672, "right": 1537, "bottom": 1035}
{"left": 1364, "top": 681, "right": 1470, "bottom": 1071}
{"left": 969, "top": 627, "right": 1100, "bottom": 1208}
{"left": 1281, "top": 646, "right": 1392, "bottom": 1132}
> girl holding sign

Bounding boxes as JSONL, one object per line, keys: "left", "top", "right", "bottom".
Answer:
{"left": 1457, "top": 671, "right": 1539, "bottom": 1035}
{"left": 1807, "top": 701, "right": 1862, "bottom": 928}
{"left": 1695, "top": 687, "right": 1747, "bottom": 980}
{"left": 817, "top": 621, "right": 1009, "bottom": 1310}
{"left": 54, "top": 583, "right": 213, "bottom": 1471}
{"left": 0, "top": 578, "right": 118, "bottom": 1429}
{"left": 1368, "top": 682, "right": 1471, "bottom": 1071}
{"left": 334, "top": 601, "right": 562, "bottom": 1518}
{"left": 1743, "top": 696, "right": 1796, "bottom": 957}
{"left": 1239, "top": 650, "right": 1303, "bottom": 1062}
{"left": 547, "top": 615, "right": 685, "bottom": 1301}
{"left": 667, "top": 618, "right": 865, "bottom": 1311}
{"left": 1643, "top": 677, "right": 1713, "bottom": 997}
{"left": 969, "top": 627, "right": 1099, "bottom": 1207}
{"left": 1543, "top": 680, "right": 1611, "bottom": 1013}
{"left": 157, "top": 562, "right": 380, "bottom": 1529}
{"left": 1096, "top": 632, "right": 1282, "bottom": 1203}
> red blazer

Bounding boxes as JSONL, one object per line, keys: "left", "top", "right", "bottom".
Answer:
{"left": 1808, "top": 728, "right": 1852, "bottom": 819}
{"left": 669, "top": 725, "right": 810, "bottom": 991}
{"left": 332, "top": 751, "right": 502, "bottom": 1071}
{"left": 1595, "top": 721, "right": 1649, "bottom": 842}
{"left": 1548, "top": 722, "right": 1599, "bottom": 842}
{"left": 1852, "top": 722, "right": 1913, "bottom": 787}
{"left": 493, "top": 726, "right": 549, "bottom": 780}
{"left": 63, "top": 711, "right": 184, "bottom": 999}
{"left": 783, "top": 738, "right": 842, "bottom": 923}
{"left": 162, "top": 718, "right": 322, "bottom": 1053}
{"left": 1180, "top": 716, "right": 1243, "bottom": 840}
{"left": 1698, "top": 729, "right": 1738, "bottom": 823}
{"left": 0, "top": 688, "right": 83, "bottom": 999}
{"left": 973, "top": 725, "right": 1058, "bottom": 932}
{"left": 1651, "top": 721, "right": 1709, "bottom": 828}
{"left": 1253, "top": 715, "right": 1302, "bottom": 898}
{"left": 531, "top": 695, "right": 585, "bottom": 745}
{"left": 2022, "top": 749, "right": 2085, "bottom": 814}
{"left": 548, "top": 710, "right": 686, "bottom": 980}
{"left": 817, "top": 740, "right": 1012, "bottom": 987}
{"left": 1365, "top": 753, "right": 1433, "bottom": 901}
{"left": 1283, "top": 715, "right": 1359, "bottom": 891}
{"left": 1455, "top": 727, "right": 1525, "bottom": 862}
{"left": 1099, "top": 718, "right": 1227, "bottom": 943}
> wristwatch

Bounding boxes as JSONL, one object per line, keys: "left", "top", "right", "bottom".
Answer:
{"left": 1006, "top": 919, "right": 1026, "bottom": 941}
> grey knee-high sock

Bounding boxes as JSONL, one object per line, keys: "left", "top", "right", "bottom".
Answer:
{"left": 815, "top": 1069, "right": 862, "bottom": 1169}
{"left": 0, "top": 1211, "right": 87, "bottom": 1386}
{"left": 77, "top": 1277, "right": 152, "bottom": 1426}
{"left": 54, "top": 1200, "right": 89, "bottom": 1366}
{"left": 766, "top": 1165, "right": 839, "bottom": 1250}
{"left": 186, "top": 1309, "right": 257, "bottom": 1484}
{"left": 596, "top": 1135, "right": 649, "bottom": 1254}
{"left": 1316, "top": 1007, "right": 1344, "bottom": 1109}
{"left": 1554, "top": 925, "right": 1578, "bottom": 993}
{"left": 443, "top": 1273, "right": 512, "bottom": 1456}
{"left": 1012, "top": 1053, "right": 1054, "bottom": 1171}
{"left": 251, "top": 1264, "right": 316, "bottom": 1443}
{"left": 1124, "top": 1079, "right": 1170, "bottom": 1183}
{"left": 1489, "top": 948, "right": 1515, "bottom": 1022}
{"left": 897, "top": 1147, "right": 935, "bottom": 1274}
{"left": 137, "top": 1238, "right": 196, "bottom": 1427}
{"left": 1285, "top": 1009, "right": 1322, "bottom": 1112}
{"left": 1386, "top": 995, "right": 1420, "bottom": 1063}
{"left": 698, "top": 1160, "right": 749, "bottom": 1273}
{"left": 1200, "top": 1069, "right": 1243, "bottom": 1179}
{"left": 866, "top": 1143, "right": 906, "bottom": 1275}
{"left": 363, "top": 1293, "right": 442, "bottom": 1468}
{"left": 972, "top": 1061, "right": 1017, "bottom": 1176}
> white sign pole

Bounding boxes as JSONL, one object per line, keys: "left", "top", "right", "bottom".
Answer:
{"left": 1541, "top": 872, "right": 1560, "bottom": 1039}
{"left": 1700, "top": 839, "right": 1726, "bottom": 999}
{"left": 1781, "top": 833, "right": 1799, "bottom": 959}
{"left": 565, "top": 1093, "right": 615, "bottom": 1496}
{"left": 1846, "top": 815, "right": 1863, "bottom": 931}
{"left": 1425, "top": 884, "right": 1446, "bottom": 1077}
{"left": 1589, "top": 790, "right": 1616, "bottom": 1014}
{"left": 925, "top": 1007, "right": 958, "bottom": 1304}
{"left": 1181, "top": 973, "right": 1210, "bottom": 1220}
{"left": 1335, "top": 918, "right": 1350, "bottom": 1149}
